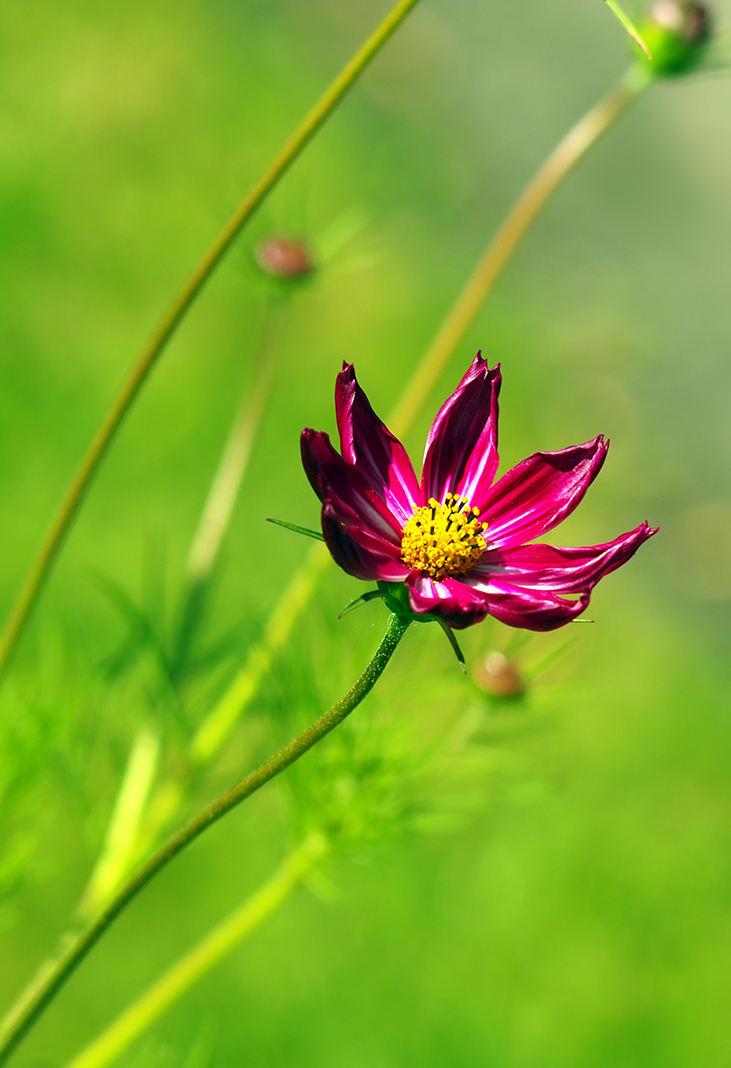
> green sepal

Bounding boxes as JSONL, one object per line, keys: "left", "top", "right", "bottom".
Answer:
{"left": 266, "top": 517, "right": 324, "bottom": 542}
{"left": 437, "top": 618, "right": 467, "bottom": 675}
{"left": 377, "top": 581, "right": 416, "bottom": 619}
{"left": 377, "top": 580, "right": 441, "bottom": 623}
{"left": 338, "top": 589, "right": 385, "bottom": 619}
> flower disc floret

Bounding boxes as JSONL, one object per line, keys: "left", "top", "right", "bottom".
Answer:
{"left": 401, "top": 493, "right": 487, "bottom": 581}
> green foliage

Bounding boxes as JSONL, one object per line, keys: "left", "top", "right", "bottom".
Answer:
{"left": 2, "top": 0, "right": 731, "bottom": 1066}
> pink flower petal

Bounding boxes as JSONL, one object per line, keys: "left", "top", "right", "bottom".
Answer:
{"left": 406, "top": 573, "right": 492, "bottom": 629}
{"left": 474, "top": 522, "right": 657, "bottom": 593}
{"left": 482, "top": 437, "right": 609, "bottom": 548}
{"left": 301, "top": 429, "right": 402, "bottom": 545}
{"left": 322, "top": 504, "right": 410, "bottom": 582}
{"left": 421, "top": 354, "right": 501, "bottom": 509}
{"left": 335, "top": 363, "right": 421, "bottom": 525}
{"left": 472, "top": 579, "right": 590, "bottom": 630}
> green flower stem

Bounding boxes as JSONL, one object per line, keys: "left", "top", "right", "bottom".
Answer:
{"left": 119, "top": 543, "right": 331, "bottom": 902}
{"left": 0, "top": 613, "right": 410, "bottom": 1067}
{"left": 0, "top": 0, "right": 423, "bottom": 687}
{"left": 387, "top": 63, "right": 652, "bottom": 436}
{"left": 114, "top": 543, "right": 330, "bottom": 901}
{"left": 64, "top": 835, "right": 329, "bottom": 1068}
{"left": 185, "top": 316, "right": 282, "bottom": 587}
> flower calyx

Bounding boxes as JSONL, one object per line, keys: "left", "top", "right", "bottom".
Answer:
{"left": 375, "top": 581, "right": 467, "bottom": 673}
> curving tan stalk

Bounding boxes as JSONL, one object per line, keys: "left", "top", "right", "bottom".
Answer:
{"left": 387, "top": 63, "right": 651, "bottom": 435}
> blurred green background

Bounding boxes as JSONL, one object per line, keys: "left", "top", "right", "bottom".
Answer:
{"left": 2, "top": 0, "right": 731, "bottom": 1065}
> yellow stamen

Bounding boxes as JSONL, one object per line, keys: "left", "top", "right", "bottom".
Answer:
{"left": 401, "top": 493, "right": 487, "bottom": 581}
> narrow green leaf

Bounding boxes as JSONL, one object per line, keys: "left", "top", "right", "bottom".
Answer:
{"left": 338, "top": 590, "right": 384, "bottom": 619}
{"left": 603, "top": 0, "right": 652, "bottom": 59}
{"left": 266, "top": 518, "right": 325, "bottom": 542}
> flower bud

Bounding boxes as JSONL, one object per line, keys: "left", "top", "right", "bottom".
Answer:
{"left": 473, "top": 652, "right": 525, "bottom": 700}
{"left": 639, "top": 1, "right": 711, "bottom": 76}
{"left": 255, "top": 236, "right": 314, "bottom": 280}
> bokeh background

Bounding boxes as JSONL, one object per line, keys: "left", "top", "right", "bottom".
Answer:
{"left": 2, "top": 0, "right": 731, "bottom": 1065}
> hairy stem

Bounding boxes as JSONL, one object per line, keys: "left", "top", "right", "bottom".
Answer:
{"left": 0, "top": 0, "right": 422, "bottom": 686}
{"left": 0, "top": 613, "right": 410, "bottom": 1066}
{"left": 64, "top": 835, "right": 328, "bottom": 1068}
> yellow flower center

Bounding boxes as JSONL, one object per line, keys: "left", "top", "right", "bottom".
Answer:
{"left": 401, "top": 493, "right": 487, "bottom": 581}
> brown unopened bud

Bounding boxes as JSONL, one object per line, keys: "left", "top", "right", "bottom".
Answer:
{"left": 255, "top": 237, "right": 314, "bottom": 280}
{"left": 473, "top": 652, "right": 525, "bottom": 700}
{"left": 640, "top": 1, "right": 711, "bottom": 75}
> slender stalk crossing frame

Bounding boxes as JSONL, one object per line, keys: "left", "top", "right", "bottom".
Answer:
{"left": 0, "top": 614, "right": 411, "bottom": 1066}
{"left": 0, "top": 0, "right": 423, "bottom": 686}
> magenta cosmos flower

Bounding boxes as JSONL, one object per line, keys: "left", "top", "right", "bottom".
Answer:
{"left": 301, "top": 354, "right": 656, "bottom": 632}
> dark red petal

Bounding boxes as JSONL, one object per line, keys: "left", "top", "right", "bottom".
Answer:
{"left": 482, "top": 437, "right": 609, "bottom": 549}
{"left": 475, "top": 580, "right": 590, "bottom": 631}
{"left": 301, "top": 428, "right": 402, "bottom": 545}
{"left": 474, "top": 523, "right": 657, "bottom": 593}
{"left": 405, "top": 573, "right": 492, "bottom": 630}
{"left": 421, "top": 354, "right": 501, "bottom": 507}
{"left": 335, "top": 363, "right": 421, "bottom": 525}
{"left": 322, "top": 504, "right": 410, "bottom": 582}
